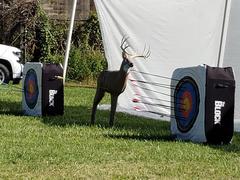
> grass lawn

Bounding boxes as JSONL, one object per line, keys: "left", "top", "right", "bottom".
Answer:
{"left": 0, "top": 84, "right": 240, "bottom": 179}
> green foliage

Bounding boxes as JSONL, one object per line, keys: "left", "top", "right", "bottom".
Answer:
{"left": 67, "top": 12, "right": 106, "bottom": 82}
{"left": 0, "top": 0, "right": 38, "bottom": 45}
{"left": 73, "top": 13, "right": 103, "bottom": 51}
{"left": 47, "top": 54, "right": 64, "bottom": 64}
{"left": 68, "top": 46, "right": 107, "bottom": 82}
{"left": 33, "top": 6, "right": 67, "bottom": 63}
{"left": 49, "top": 21, "right": 68, "bottom": 55}
{"left": 32, "top": 10, "right": 106, "bottom": 81}
{"left": 33, "top": 5, "right": 52, "bottom": 62}
{"left": 1, "top": 1, "right": 106, "bottom": 82}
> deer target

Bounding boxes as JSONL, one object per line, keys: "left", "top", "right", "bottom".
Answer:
{"left": 91, "top": 36, "right": 150, "bottom": 126}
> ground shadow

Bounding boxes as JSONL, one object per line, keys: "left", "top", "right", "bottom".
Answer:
{"left": 40, "top": 105, "right": 240, "bottom": 149}
{"left": 0, "top": 100, "right": 22, "bottom": 116}
{"left": 41, "top": 105, "right": 92, "bottom": 127}
{"left": 105, "top": 133, "right": 175, "bottom": 142}
{"left": 0, "top": 97, "right": 169, "bottom": 134}
{"left": 207, "top": 132, "right": 240, "bottom": 153}
{"left": 1, "top": 99, "right": 240, "bottom": 150}
{"left": 41, "top": 104, "right": 173, "bottom": 142}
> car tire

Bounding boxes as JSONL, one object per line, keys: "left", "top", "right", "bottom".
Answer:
{"left": 0, "top": 63, "right": 10, "bottom": 84}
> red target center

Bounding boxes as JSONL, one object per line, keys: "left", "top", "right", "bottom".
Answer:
{"left": 181, "top": 91, "right": 193, "bottom": 118}
{"left": 27, "top": 80, "right": 35, "bottom": 98}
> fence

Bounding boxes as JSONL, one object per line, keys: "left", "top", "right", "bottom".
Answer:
{"left": 41, "top": 0, "right": 95, "bottom": 21}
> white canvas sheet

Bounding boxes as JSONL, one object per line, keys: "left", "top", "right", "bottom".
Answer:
{"left": 223, "top": 0, "right": 240, "bottom": 121}
{"left": 94, "top": 0, "right": 234, "bottom": 120}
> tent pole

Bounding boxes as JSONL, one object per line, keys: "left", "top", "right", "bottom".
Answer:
{"left": 63, "top": 0, "right": 78, "bottom": 85}
{"left": 217, "top": 0, "right": 232, "bottom": 67}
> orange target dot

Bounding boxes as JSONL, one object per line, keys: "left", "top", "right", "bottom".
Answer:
{"left": 181, "top": 91, "right": 193, "bottom": 118}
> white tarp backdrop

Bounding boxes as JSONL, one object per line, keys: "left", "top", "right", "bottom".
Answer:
{"left": 94, "top": 0, "right": 239, "bottom": 121}
{"left": 224, "top": 0, "right": 240, "bottom": 121}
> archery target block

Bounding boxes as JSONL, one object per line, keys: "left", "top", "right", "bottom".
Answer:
{"left": 22, "top": 62, "right": 43, "bottom": 116}
{"left": 22, "top": 63, "right": 64, "bottom": 116}
{"left": 171, "top": 65, "right": 235, "bottom": 144}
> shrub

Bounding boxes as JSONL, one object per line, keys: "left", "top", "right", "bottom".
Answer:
{"left": 67, "top": 46, "right": 107, "bottom": 82}
{"left": 73, "top": 13, "right": 103, "bottom": 52}
{"left": 32, "top": 6, "right": 53, "bottom": 62}
{"left": 86, "top": 49, "right": 107, "bottom": 78}
{"left": 1, "top": 1, "right": 106, "bottom": 83}
{"left": 47, "top": 54, "right": 64, "bottom": 64}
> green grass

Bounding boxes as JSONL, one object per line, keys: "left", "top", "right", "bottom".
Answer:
{"left": 0, "top": 84, "right": 240, "bottom": 179}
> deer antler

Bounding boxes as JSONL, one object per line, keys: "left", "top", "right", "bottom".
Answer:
{"left": 120, "top": 36, "right": 132, "bottom": 56}
{"left": 120, "top": 35, "right": 151, "bottom": 59}
{"left": 132, "top": 44, "right": 151, "bottom": 59}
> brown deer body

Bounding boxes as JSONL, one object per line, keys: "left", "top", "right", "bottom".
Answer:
{"left": 91, "top": 37, "right": 150, "bottom": 126}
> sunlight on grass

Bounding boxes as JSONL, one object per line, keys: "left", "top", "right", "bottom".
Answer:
{"left": 0, "top": 84, "right": 240, "bottom": 178}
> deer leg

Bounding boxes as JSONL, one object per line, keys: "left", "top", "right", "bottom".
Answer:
{"left": 109, "top": 95, "right": 118, "bottom": 127}
{"left": 91, "top": 88, "right": 105, "bottom": 125}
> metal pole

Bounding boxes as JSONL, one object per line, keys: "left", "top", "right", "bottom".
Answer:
{"left": 63, "top": 0, "right": 78, "bottom": 84}
{"left": 217, "top": 0, "right": 232, "bottom": 67}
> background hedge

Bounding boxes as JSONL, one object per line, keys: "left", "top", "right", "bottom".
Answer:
{"left": 0, "top": 1, "right": 106, "bottom": 83}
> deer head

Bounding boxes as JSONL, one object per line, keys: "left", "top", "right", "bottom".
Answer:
{"left": 120, "top": 36, "right": 151, "bottom": 72}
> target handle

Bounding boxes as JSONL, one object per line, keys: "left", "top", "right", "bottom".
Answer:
{"left": 215, "top": 83, "right": 229, "bottom": 88}
{"left": 48, "top": 76, "right": 64, "bottom": 81}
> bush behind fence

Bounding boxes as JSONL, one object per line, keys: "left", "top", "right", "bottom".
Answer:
{"left": 0, "top": 1, "right": 106, "bottom": 83}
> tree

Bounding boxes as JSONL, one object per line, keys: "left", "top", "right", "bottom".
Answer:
{"left": 0, "top": 0, "right": 38, "bottom": 45}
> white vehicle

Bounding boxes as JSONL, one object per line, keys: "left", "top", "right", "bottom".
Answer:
{"left": 0, "top": 44, "right": 24, "bottom": 84}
